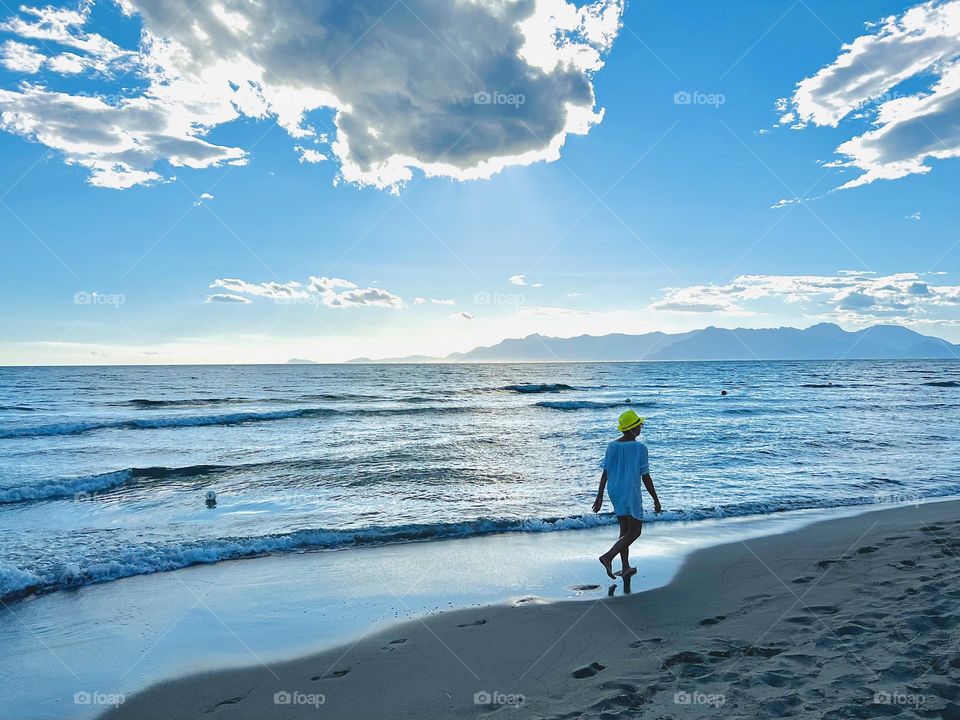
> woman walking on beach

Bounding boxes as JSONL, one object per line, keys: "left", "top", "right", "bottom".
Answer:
{"left": 592, "top": 410, "right": 662, "bottom": 579}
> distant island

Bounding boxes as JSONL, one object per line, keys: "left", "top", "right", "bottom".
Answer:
{"left": 286, "top": 358, "right": 319, "bottom": 364}
{"left": 347, "top": 323, "right": 960, "bottom": 363}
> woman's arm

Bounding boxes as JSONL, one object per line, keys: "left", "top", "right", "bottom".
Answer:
{"left": 592, "top": 470, "right": 608, "bottom": 513}
{"left": 642, "top": 473, "right": 662, "bottom": 513}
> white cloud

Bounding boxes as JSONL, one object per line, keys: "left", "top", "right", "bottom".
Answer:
{"left": 0, "top": 4, "right": 130, "bottom": 61}
{"left": 210, "top": 278, "right": 309, "bottom": 301}
{"left": 0, "top": 85, "right": 248, "bottom": 188}
{"left": 0, "top": 0, "right": 623, "bottom": 190}
{"left": 518, "top": 305, "right": 596, "bottom": 318}
{"left": 46, "top": 53, "right": 88, "bottom": 74}
{"left": 320, "top": 285, "right": 404, "bottom": 309}
{"left": 208, "top": 275, "right": 403, "bottom": 308}
{"left": 414, "top": 297, "right": 456, "bottom": 305}
{"left": 650, "top": 271, "right": 960, "bottom": 326}
{"left": 193, "top": 191, "right": 214, "bottom": 206}
{"left": 205, "top": 293, "right": 251, "bottom": 303}
{"left": 295, "top": 145, "right": 326, "bottom": 164}
{"left": 770, "top": 197, "right": 801, "bottom": 210}
{"left": 1, "top": 40, "right": 46, "bottom": 73}
{"left": 907, "top": 211, "right": 922, "bottom": 221}
{"left": 509, "top": 274, "right": 543, "bottom": 287}
{"left": 782, "top": 0, "right": 960, "bottom": 189}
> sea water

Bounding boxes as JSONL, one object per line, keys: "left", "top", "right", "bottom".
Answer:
{"left": 1, "top": 360, "right": 959, "bottom": 602}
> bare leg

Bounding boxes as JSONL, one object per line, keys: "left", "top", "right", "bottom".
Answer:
{"left": 618, "top": 518, "right": 642, "bottom": 577}
{"left": 600, "top": 517, "right": 631, "bottom": 579}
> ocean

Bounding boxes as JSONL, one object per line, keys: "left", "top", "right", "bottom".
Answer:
{"left": 1, "top": 360, "right": 959, "bottom": 603}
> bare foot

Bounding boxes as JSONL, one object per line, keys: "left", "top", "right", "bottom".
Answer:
{"left": 617, "top": 566, "right": 637, "bottom": 578}
{"left": 599, "top": 556, "right": 616, "bottom": 579}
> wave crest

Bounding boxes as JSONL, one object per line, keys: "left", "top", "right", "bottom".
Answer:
{"left": 0, "top": 404, "right": 472, "bottom": 440}
{"left": 8, "top": 489, "right": 960, "bottom": 602}
{"left": 503, "top": 383, "right": 575, "bottom": 393}
{"left": 536, "top": 400, "right": 643, "bottom": 410}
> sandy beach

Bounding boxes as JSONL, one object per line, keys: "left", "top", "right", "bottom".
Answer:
{"left": 101, "top": 498, "right": 960, "bottom": 719}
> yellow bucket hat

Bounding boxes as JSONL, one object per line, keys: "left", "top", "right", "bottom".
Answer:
{"left": 617, "top": 409, "right": 645, "bottom": 432}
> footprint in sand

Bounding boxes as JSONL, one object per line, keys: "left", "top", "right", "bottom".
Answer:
{"left": 204, "top": 687, "right": 253, "bottom": 713}
{"left": 791, "top": 575, "right": 815, "bottom": 584}
{"left": 739, "top": 593, "right": 776, "bottom": 611}
{"left": 457, "top": 618, "right": 487, "bottom": 628}
{"left": 381, "top": 638, "right": 407, "bottom": 652}
{"left": 570, "top": 584, "right": 601, "bottom": 592}
{"left": 571, "top": 662, "right": 606, "bottom": 679}
{"left": 311, "top": 668, "right": 350, "bottom": 681}
{"left": 856, "top": 545, "right": 879, "bottom": 554}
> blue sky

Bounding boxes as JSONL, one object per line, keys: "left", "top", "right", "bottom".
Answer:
{"left": 1, "top": 0, "right": 959, "bottom": 363}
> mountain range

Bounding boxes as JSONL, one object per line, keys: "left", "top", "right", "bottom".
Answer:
{"left": 343, "top": 323, "right": 960, "bottom": 363}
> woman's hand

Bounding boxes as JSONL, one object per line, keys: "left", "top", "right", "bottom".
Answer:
{"left": 654, "top": 500, "right": 663, "bottom": 514}
{"left": 592, "top": 496, "right": 603, "bottom": 513}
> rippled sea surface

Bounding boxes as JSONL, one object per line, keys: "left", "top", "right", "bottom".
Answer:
{"left": 1, "top": 360, "right": 958, "bottom": 601}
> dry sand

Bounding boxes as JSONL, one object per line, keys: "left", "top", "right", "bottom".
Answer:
{"left": 103, "top": 500, "right": 960, "bottom": 719}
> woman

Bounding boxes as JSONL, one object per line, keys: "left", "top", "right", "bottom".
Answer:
{"left": 592, "top": 409, "right": 662, "bottom": 579}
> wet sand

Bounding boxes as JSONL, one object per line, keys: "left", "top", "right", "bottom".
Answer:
{"left": 103, "top": 499, "right": 960, "bottom": 719}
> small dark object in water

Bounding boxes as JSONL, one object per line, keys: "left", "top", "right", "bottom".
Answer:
{"left": 721, "top": 390, "right": 728, "bottom": 396}
{"left": 205, "top": 490, "right": 217, "bottom": 508}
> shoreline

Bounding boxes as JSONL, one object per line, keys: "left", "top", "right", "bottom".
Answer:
{"left": 0, "top": 501, "right": 919, "bottom": 720}
{"left": 98, "top": 497, "right": 960, "bottom": 719}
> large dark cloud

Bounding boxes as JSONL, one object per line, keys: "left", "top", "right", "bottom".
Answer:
{"left": 0, "top": 0, "right": 622, "bottom": 189}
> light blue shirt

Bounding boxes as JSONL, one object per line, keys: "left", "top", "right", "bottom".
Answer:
{"left": 600, "top": 440, "right": 649, "bottom": 519}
